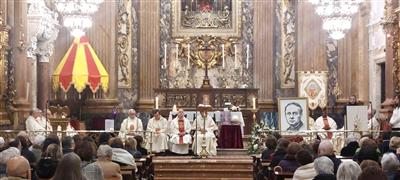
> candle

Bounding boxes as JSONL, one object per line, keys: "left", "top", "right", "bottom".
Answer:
{"left": 26, "top": 82, "right": 29, "bottom": 100}
{"left": 253, "top": 97, "right": 256, "bottom": 110}
{"left": 246, "top": 44, "right": 249, "bottom": 69}
{"left": 187, "top": 44, "right": 190, "bottom": 69}
{"left": 164, "top": 43, "right": 167, "bottom": 68}
{"left": 234, "top": 44, "right": 237, "bottom": 69}
{"left": 155, "top": 97, "right": 159, "bottom": 109}
{"left": 176, "top": 44, "right": 179, "bottom": 62}
{"left": 222, "top": 44, "right": 225, "bottom": 68}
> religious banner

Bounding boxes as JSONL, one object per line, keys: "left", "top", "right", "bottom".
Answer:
{"left": 297, "top": 71, "right": 328, "bottom": 110}
{"left": 172, "top": 0, "right": 241, "bottom": 37}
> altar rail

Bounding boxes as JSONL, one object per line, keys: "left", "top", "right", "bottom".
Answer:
{"left": 154, "top": 88, "right": 258, "bottom": 110}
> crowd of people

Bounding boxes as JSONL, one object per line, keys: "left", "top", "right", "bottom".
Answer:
{"left": 0, "top": 131, "right": 148, "bottom": 180}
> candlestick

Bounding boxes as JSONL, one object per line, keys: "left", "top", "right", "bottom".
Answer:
{"left": 246, "top": 44, "right": 249, "bottom": 69}
{"left": 187, "top": 44, "right": 190, "bottom": 69}
{"left": 155, "top": 97, "right": 159, "bottom": 109}
{"left": 222, "top": 44, "right": 225, "bottom": 68}
{"left": 176, "top": 44, "right": 179, "bottom": 62}
{"left": 252, "top": 97, "right": 256, "bottom": 110}
{"left": 164, "top": 43, "right": 167, "bottom": 68}
{"left": 234, "top": 44, "right": 237, "bottom": 69}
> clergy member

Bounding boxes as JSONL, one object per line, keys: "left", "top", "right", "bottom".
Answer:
{"left": 313, "top": 108, "right": 337, "bottom": 139}
{"left": 390, "top": 95, "right": 400, "bottom": 137}
{"left": 26, "top": 108, "right": 52, "bottom": 142}
{"left": 119, "top": 109, "right": 143, "bottom": 140}
{"left": 192, "top": 111, "right": 218, "bottom": 156}
{"left": 169, "top": 109, "right": 192, "bottom": 154}
{"left": 146, "top": 109, "right": 168, "bottom": 153}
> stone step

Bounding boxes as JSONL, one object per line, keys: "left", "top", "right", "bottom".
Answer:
{"left": 217, "top": 148, "right": 248, "bottom": 156}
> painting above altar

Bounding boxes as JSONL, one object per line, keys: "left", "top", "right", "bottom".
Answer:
{"left": 172, "top": 0, "right": 241, "bottom": 37}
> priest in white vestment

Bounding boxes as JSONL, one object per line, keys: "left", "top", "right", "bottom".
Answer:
{"left": 169, "top": 109, "right": 192, "bottom": 154}
{"left": 119, "top": 109, "right": 144, "bottom": 140}
{"left": 192, "top": 112, "right": 218, "bottom": 156}
{"left": 368, "top": 112, "right": 381, "bottom": 139}
{"left": 313, "top": 109, "right": 337, "bottom": 139}
{"left": 146, "top": 110, "right": 168, "bottom": 153}
{"left": 26, "top": 108, "right": 53, "bottom": 142}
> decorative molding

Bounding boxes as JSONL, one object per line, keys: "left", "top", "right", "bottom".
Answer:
{"left": 117, "top": 0, "right": 132, "bottom": 88}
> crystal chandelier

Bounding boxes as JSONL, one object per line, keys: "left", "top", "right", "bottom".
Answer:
{"left": 309, "top": 0, "right": 363, "bottom": 40}
{"left": 54, "top": 0, "right": 104, "bottom": 37}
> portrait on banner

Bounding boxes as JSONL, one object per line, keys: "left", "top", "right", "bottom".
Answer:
{"left": 278, "top": 98, "right": 309, "bottom": 133}
{"left": 297, "top": 71, "right": 328, "bottom": 110}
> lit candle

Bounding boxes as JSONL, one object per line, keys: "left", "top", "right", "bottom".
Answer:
{"left": 164, "top": 43, "right": 167, "bottom": 68}
{"left": 187, "top": 44, "right": 190, "bottom": 69}
{"left": 253, "top": 97, "right": 256, "bottom": 110}
{"left": 155, "top": 97, "right": 159, "bottom": 109}
{"left": 222, "top": 44, "right": 225, "bottom": 68}
{"left": 234, "top": 44, "right": 237, "bottom": 69}
{"left": 246, "top": 44, "right": 249, "bottom": 69}
{"left": 176, "top": 44, "right": 179, "bottom": 62}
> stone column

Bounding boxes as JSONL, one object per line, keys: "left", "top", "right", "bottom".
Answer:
{"left": 37, "top": 61, "right": 48, "bottom": 110}
{"left": 137, "top": 0, "right": 160, "bottom": 111}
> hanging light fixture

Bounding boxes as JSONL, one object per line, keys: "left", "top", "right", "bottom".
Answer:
{"left": 309, "top": 0, "right": 363, "bottom": 40}
{"left": 54, "top": 0, "right": 104, "bottom": 37}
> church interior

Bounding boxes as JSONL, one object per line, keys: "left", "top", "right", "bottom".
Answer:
{"left": 0, "top": 0, "right": 400, "bottom": 179}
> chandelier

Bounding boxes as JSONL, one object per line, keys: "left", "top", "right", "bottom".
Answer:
{"left": 54, "top": 0, "right": 104, "bottom": 37}
{"left": 308, "top": 0, "right": 363, "bottom": 40}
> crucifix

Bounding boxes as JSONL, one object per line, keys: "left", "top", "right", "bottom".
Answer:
{"left": 198, "top": 41, "right": 215, "bottom": 88}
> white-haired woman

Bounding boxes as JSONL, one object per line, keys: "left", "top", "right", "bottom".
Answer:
{"left": 381, "top": 153, "right": 400, "bottom": 180}
{"left": 313, "top": 156, "right": 336, "bottom": 180}
{"left": 337, "top": 161, "right": 361, "bottom": 180}
{"left": 95, "top": 145, "right": 122, "bottom": 180}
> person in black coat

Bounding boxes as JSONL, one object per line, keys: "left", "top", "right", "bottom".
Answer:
{"left": 340, "top": 141, "right": 359, "bottom": 157}
{"left": 270, "top": 138, "right": 290, "bottom": 168}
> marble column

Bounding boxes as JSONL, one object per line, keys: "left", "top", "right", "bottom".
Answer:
{"left": 37, "top": 61, "right": 48, "bottom": 110}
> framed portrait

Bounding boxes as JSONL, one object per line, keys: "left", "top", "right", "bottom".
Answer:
{"left": 278, "top": 98, "right": 309, "bottom": 132}
{"left": 346, "top": 106, "right": 368, "bottom": 132}
{"left": 172, "top": 0, "right": 242, "bottom": 37}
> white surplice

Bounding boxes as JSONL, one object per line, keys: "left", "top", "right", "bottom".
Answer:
{"left": 26, "top": 115, "right": 53, "bottom": 142}
{"left": 146, "top": 116, "right": 168, "bottom": 153}
{"left": 169, "top": 117, "right": 192, "bottom": 154}
{"left": 192, "top": 115, "right": 218, "bottom": 156}
{"left": 119, "top": 117, "right": 143, "bottom": 140}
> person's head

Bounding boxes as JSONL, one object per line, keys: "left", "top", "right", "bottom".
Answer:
{"left": 125, "top": 137, "right": 137, "bottom": 151}
{"left": 153, "top": 109, "right": 161, "bottom": 119}
{"left": 6, "top": 156, "right": 30, "bottom": 178}
{"left": 318, "top": 140, "right": 334, "bottom": 156}
{"left": 394, "top": 95, "right": 400, "bottom": 106}
{"left": 337, "top": 161, "right": 362, "bottom": 180}
{"left": 177, "top": 108, "right": 184, "bottom": 119}
{"left": 110, "top": 138, "right": 124, "bottom": 149}
{"left": 73, "top": 134, "right": 82, "bottom": 147}
{"left": 16, "top": 131, "right": 29, "bottom": 142}
{"left": 312, "top": 139, "right": 321, "bottom": 155}
{"left": 314, "top": 156, "right": 334, "bottom": 175}
{"left": 284, "top": 102, "right": 302, "bottom": 127}
{"left": 52, "top": 153, "right": 86, "bottom": 180}
{"left": 43, "top": 144, "right": 62, "bottom": 160}
{"left": 276, "top": 138, "right": 290, "bottom": 152}
{"left": 9, "top": 138, "right": 21, "bottom": 150}
{"left": 295, "top": 149, "right": 313, "bottom": 166}
{"left": 285, "top": 142, "right": 302, "bottom": 160}
{"left": 349, "top": 95, "right": 357, "bottom": 105}
{"left": 360, "top": 138, "right": 378, "bottom": 150}
{"left": 97, "top": 145, "right": 113, "bottom": 161}
{"left": 389, "top": 136, "right": 400, "bottom": 150}
{"left": 357, "top": 166, "right": 387, "bottom": 180}
{"left": 264, "top": 135, "right": 277, "bottom": 150}
{"left": 16, "top": 136, "right": 29, "bottom": 149}
{"left": 128, "top": 109, "right": 137, "bottom": 119}
{"left": 42, "top": 134, "right": 60, "bottom": 152}
{"left": 359, "top": 160, "right": 380, "bottom": 170}
{"left": 31, "top": 108, "right": 42, "bottom": 118}
{"left": 74, "top": 140, "right": 95, "bottom": 162}
{"left": 134, "top": 135, "right": 144, "bottom": 148}
{"left": 381, "top": 152, "right": 400, "bottom": 172}
{"left": 98, "top": 132, "right": 112, "bottom": 145}
{"left": 62, "top": 136, "right": 75, "bottom": 151}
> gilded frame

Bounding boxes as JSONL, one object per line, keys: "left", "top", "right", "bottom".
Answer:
{"left": 171, "top": 0, "right": 242, "bottom": 37}
{"left": 278, "top": 97, "right": 309, "bottom": 132}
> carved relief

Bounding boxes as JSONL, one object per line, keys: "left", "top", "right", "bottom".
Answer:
{"left": 326, "top": 40, "right": 340, "bottom": 105}
{"left": 117, "top": 0, "right": 132, "bottom": 88}
{"left": 279, "top": 0, "right": 296, "bottom": 89}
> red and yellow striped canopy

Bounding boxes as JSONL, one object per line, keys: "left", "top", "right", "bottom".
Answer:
{"left": 52, "top": 36, "right": 109, "bottom": 93}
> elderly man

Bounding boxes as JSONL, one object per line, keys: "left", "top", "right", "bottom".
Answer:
{"left": 3, "top": 156, "right": 31, "bottom": 180}
{"left": 284, "top": 102, "right": 305, "bottom": 131}
{"left": 95, "top": 145, "right": 122, "bottom": 180}
{"left": 313, "top": 156, "right": 336, "bottom": 180}
{"left": 318, "top": 140, "right": 342, "bottom": 174}
{"left": 169, "top": 109, "right": 192, "bottom": 154}
{"left": 25, "top": 108, "right": 52, "bottom": 142}
{"left": 119, "top": 109, "right": 143, "bottom": 140}
{"left": 146, "top": 109, "right": 168, "bottom": 153}
{"left": 192, "top": 111, "right": 218, "bottom": 156}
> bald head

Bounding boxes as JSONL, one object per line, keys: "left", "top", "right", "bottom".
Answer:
{"left": 318, "top": 140, "right": 334, "bottom": 156}
{"left": 7, "top": 156, "right": 30, "bottom": 178}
